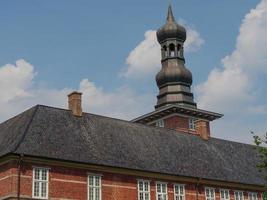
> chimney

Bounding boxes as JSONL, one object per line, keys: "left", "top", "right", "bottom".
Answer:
{"left": 195, "top": 120, "right": 210, "bottom": 140}
{"left": 68, "top": 91, "right": 83, "bottom": 117}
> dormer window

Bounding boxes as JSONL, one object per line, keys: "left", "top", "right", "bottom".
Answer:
{"left": 189, "top": 118, "right": 195, "bottom": 130}
{"left": 156, "top": 120, "right": 164, "bottom": 128}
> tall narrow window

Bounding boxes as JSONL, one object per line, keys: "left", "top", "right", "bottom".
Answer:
{"left": 174, "top": 184, "right": 185, "bottom": 200}
{"left": 249, "top": 193, "right": 258, "bottom": 200}
{"left": 189, "top": 118, "right": 196, "bottom": 130}
{"left": 163, "top": 45, "right": 168, "bottom": 58}
{"left": 156, "top": 182, "right": 168, "bottom": 200}
{"left": 138, "top": 180, "right": 150, "bottom": 200}
{"left": 177, "top": 44, "right": 181, "bottom": 57}
{"left": 156, "top": 120, "right": 164, "bottom": 128}
{"left": 234, "top": 191, "right": 244, "bottom": 200}
{"left": 220, "top": 189, "right": 230, "bottom": 200}
{"left": 32, "top": 168, "right": 49, "bottom": 199}
{"left": 205, "top": 187, "right": 215, "bottom": 200}
{"left": 169, "top": 43, "right": 175, "bottom": 57}
{"left": 88, "top": 175, "right": 102, "bottom": 200}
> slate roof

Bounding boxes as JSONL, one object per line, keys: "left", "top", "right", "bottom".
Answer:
{"left": 0, "top": 105, "right": 265, "bottom": 186}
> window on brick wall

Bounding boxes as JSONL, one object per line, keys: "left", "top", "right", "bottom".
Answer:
{"left": 138, "top": 180, "right": 151, "bottom": 200}
{"left": 249, "top": 193, "right": 258, "bottom": 200}
{"left": 234, "top": 191, "right": 244, "bottom": 200}
{"left": 189, "top": 118, "right": 196, "bottom": 130}
{"left": 205, "top": 187, "right": 215, "bottom": 200}
{"left": 156, "top": 120, "right": 164, "bottom": 128}
{"left": 156, "top": 182, "right": 168, "bottom": 200}
{"left": 32, "top": 167, "right": 49, "bottom": 199}
{"left": 88, "top": 175, "right": 102, "bottom": 200}
{"left": 220, "top": 189, "right": 230, "bottom": 200}
{"left": 174, "top": 184, "right": 185, "bottom": 200}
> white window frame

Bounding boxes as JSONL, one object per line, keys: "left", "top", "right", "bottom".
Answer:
{"left": 220, "top": 189, "right": 230, "bottom": 200}
{"left": 249, "top": 192, "right": 258, "bottom": 200}
{"left": 189, "top": 118, "right": 196, "bottom": 130}
{"left": 156, "top": 120, "right": 164, "bottom": 128}
{"left": 88, "top": 174, "right": 102, "bottom": 200}
{"left": 234, "top": 191, "right": 244, "bottom": 200}
{"left": 137, "top": 179, "right": 151, "bottom": 200}
{"left": 32, "top": 167, "right": 49, "bottom": 199}
{"left": 174, "top": 184, "right": 185, "bottom": 200}
{"left": 156, "top": 182, "right": 168, "bottom": 200}
{"left": 205, "top": 187, "right": 215, "bottom": 200}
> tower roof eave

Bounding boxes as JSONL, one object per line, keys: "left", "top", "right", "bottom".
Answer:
{"left": 132, "top": 104, "right": 223, "bottom": 124}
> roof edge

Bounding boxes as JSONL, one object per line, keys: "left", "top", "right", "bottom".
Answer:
{"left": 11, "top": 105, "right": 39, "bottom": 153}
{"left": 1, "top": 153, "right": 264, "bottom": 190}
{"left": 132, "top": 104, "right": 223, "bottom": 123}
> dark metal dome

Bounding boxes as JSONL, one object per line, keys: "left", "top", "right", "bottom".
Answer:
{"left": 156, "top": 60, "right": 192, "bottom": 87}
{"left": 157, "top": 5, "right": 186, "bottom": 43}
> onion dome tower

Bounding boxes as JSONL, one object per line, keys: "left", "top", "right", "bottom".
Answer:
{"left": 155, "top": 5, "right": 196, "bottom": 109}
{"left": 132, "top": 5, "right": 223, "bottom": 140}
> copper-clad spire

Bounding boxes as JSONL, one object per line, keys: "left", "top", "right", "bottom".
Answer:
{"left": 155, "top": 5, "right": 196, "bottom": 109}
{"left": 157, "top": 5, "right": 186, "bottom": 43}
{"left": 167, "top": 5, "right": 175, "bottom": 22}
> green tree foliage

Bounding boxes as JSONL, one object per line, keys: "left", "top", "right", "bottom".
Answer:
{"left": 252, "top": 132, "right": 267, "bottom": 193}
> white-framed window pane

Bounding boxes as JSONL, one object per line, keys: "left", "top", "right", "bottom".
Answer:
{"left": 32, "top": 168, "right": 49, "bottom": 199}
{"left": 156, "top": 120, "right": 164, "bottom": 128}
{"left": 88, "top": 175, "right": 102, "bottom": 200}
{"left": 138, "top": 180, "right": 150, "bottom": 200}
{"left": 234, "top": 191, "right": 244, "bottom": 200}
{"left": 156, "top": 182, "right": 168, "bottom": 200}
{"left": 189, "top": 118, "right": 196, "bottom": 130}
{"left": 205, "top": 188, "right": 215, "bottom": 200}
{"left": 174, "top": 184, "right": 185, "bottom": 200}
{"left": 249, "top": 193, "right": 258, "bottom": 200}
{"left": 220, "top": 189, "right": 230, "bottom": 200}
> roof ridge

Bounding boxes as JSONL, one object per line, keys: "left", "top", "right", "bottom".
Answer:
{"left": 36, "top": 104, "right": 147, "bottom": 125}
{"left": 35, "top": 105, "right": 200, "bottom": 138}
{"left": 13, "top": 104, "right": 255, "bottom": 146}
{"left": 210, "top": 136, "right": 257, "bottom": 147}
{"left": 11, "top": 105, "right": 39, "bottom": 153}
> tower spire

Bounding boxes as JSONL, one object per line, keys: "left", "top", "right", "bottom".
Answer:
{"left": 167, "top": 4, "right": 175, "bottom": 22}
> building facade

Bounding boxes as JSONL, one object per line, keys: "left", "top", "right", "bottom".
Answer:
{"left": 0, "top": 5, "right": 265, "bottom": 200}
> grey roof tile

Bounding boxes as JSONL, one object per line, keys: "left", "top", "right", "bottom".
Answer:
{"left": 0, "top": 105, "right": 264, "bottom": 186}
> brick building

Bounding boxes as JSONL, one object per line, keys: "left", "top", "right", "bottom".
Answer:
{"left": 0, "top": 5, "right": 265, "bottom": 200}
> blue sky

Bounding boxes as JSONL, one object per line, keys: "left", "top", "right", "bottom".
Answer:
{"left": 1, "top": 0, "right": 267, "bottom": 144}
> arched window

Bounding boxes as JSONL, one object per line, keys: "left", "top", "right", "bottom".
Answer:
{"left": 177, "top": 44, "right": 181, "bottom": 57}
{"left": 177, "top": 44, "right": 181, "bottom": 51}
{"left": 169, "top": 43, "right": 175, "bottom": 57}
{"left": 163, "top": 45, "right": 167, "bottom": 58}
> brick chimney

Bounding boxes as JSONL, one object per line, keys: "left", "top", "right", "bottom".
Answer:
{"left": 195, "top": 120, "right": 210, "bottom": 140}
{"left": 68, "top": 91, "right": 82, "bottom": 117}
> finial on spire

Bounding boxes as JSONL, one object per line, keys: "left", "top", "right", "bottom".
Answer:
{"left": 167, "top": 4, "right": 175, "bottom": 22}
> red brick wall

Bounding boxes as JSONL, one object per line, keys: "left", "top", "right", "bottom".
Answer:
{"left": 0, "top": 160, "right": 263, "bottom": 200}
{"left": 0, "top": 161, "right": 18, "bottom": 198}
{"left": 152, "top": 115, "right": 212, "bottom": 139}
{"left": 156, "top": 115, "right": 197, "bottom": 135}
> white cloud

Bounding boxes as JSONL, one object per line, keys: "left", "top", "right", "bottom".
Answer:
{"left": 121, "top": 23, "right": 204, "bottom": 78}
{"left": 0, "top": 59, "right": 153, "bottom": 122}
{"left": 79, "top": 79, "right": 153, "bottom": 119}
{"left": 121, "top": 30, "right": 161, "bottom": 78}
{"left": 196, "top": 0, "right": 267, "bottom": 113}
{"left": 184, "top": 23, "right": 205, "bottom": 51}
{"left": 0, "top": 59, "right": 35, "bottom": 103}
{"left": 194, "top": 0, "right": 267, "bottom": 143}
